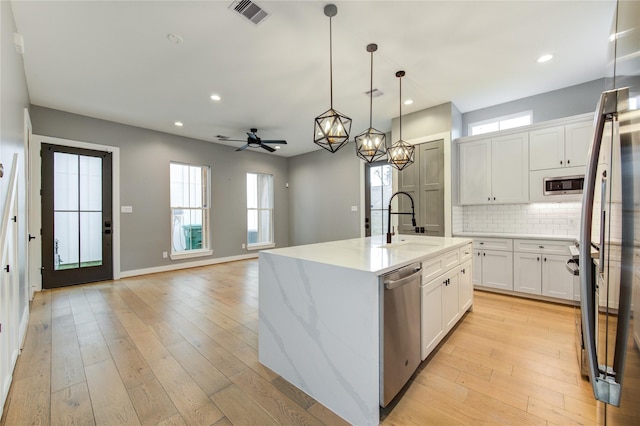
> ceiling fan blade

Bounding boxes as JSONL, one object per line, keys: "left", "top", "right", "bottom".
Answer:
{"left": 219, "top": 138, "right": 247, "bottom": 142}
{"left": 260, "top": 144, "right": 276, "bottom": 152}
{"left": 247, "top": 132, "right": 258, "bottom": 141}
{"left": 236, "top": 144, "right": 250, "bottom": 151}
{"left": 261, "top": 140, "right": 287, "bottom": 144}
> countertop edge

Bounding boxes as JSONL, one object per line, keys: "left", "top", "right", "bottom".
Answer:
{"left": 453, "top": 232, "right": 578, "bottom": 242}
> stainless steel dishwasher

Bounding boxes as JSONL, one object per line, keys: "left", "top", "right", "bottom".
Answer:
{"left": 380, "top": 262, "right": 422, "bottom": 407}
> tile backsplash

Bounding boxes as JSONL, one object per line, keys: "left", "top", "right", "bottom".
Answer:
{"left": 455, "top": 203, "right": 582, "bottom": 236}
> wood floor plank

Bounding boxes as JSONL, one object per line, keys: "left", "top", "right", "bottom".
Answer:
{"left": 229, "top": 368, "right": 324, "bottom": 426}
{"left": 166, "top": 340, "right": 231, "bottom": 397}
{"left": 127, "top": 377, "right": 179, "bottom": 425}
{"left": 85, "top": 358, "right": 140, "bottom": 425}
{"left": 51, "top": 381, "right": 95, "bottom": 426}
{"left": 210, "top": 384, "right": 280, "bottom": 426}
{"left": 50, "top": 312, "right": 85, "bottom": 392}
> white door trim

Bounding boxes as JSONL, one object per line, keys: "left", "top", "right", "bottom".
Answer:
{"left": 29, "top": 134, "right": 121, "bottom": 292}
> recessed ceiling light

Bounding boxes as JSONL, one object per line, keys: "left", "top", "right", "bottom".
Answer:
{"left": 275, "top": 146, "right": 281, "bottom": 150}
{"left": 404, "top": 99, "right": 414, "bottom": 105}
{"left": 210, "top": 94, "right": 221, "bottom": 101}
{"left": 537, "top": 54, "right": 553, "bottom": 63}
{"left": 174, "top": 121, "right": 183, "bottom": 127}
{"left": 167, "top": 33, "right": 183, "bottom": 44}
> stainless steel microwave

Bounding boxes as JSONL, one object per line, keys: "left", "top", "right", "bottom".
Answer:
{"left": 543, "top": 175, "right": 584, "bottom": 195}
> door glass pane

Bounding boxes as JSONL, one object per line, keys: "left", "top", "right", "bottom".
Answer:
{"left": 54, "top": 212, "right": 79, "bottom": 270}
{"left": 54, "top": 153, "right": 78, "bottom": 211}
{"left": 80, "top": 156, "right": 102, "bottom": 211}
{"left": 80, "top": 212, "right": 102, "bottom": 266}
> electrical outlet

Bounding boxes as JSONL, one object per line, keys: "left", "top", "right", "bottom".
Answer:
{"left": 242, "top": 243, "right": 246, "bottom": 249}
{"left": 162, "top": 251, "right": 168, "bottom": 259}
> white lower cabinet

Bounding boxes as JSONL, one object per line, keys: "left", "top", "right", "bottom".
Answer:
{"left": 420, "top": 246, "right": 473, "bottom": 360}
{"left": 482, "top": 250, "right": 513, "bottom": 290}
{"left": 514, "top": 252, "right": 543, "bottom": 294}
{"left": 513, "top": 239, "right": 576, "bottom": 301}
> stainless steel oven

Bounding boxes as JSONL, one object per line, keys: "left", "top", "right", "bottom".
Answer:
{"left": 543, "top": 175, "right": 584, "bottom": 195}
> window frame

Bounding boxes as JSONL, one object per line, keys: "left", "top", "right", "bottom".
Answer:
{"left": 169, "top": 161, "right": 212, "bottom": 260}
{"left": 246, "top": 172, "right": 275, "bottom": 250}
{"left": 468, "top": 110, "right": 533, "bottom": 136}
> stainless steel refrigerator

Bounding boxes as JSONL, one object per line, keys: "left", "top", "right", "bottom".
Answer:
{"left": 579, "top": 1, "right": 640, "bottom": 424}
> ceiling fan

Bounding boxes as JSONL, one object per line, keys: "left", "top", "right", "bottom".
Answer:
{"left": 217, "top": 128, "right": 287, "bottom": 153}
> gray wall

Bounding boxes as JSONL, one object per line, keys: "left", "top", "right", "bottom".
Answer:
{"left": 391, "top": 102, "right": 454, "bottom": 141}
{"left": 461, "top": 79, "right": 605, "bottom": 136}
{"left": 288, "top": 145, "right": 362, "bottom": 246}
{"left": 30, "top": 106, "right": 289, "bottom": 272}
{"left": 1, "top": 1, "right": 30, "bottom": 324}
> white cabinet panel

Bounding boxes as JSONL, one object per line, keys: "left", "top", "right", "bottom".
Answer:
{"left": 542, "top": 254, "right": 574, "bottom": 300}
{"left": 472, "top": 249, "right": 483, "bottom": 286}
{"left": 443, "top": 271, "right": 460, "bottom": 332}
{"left": 491, "top": 132, "right": 529, "bottom": 203}
{"left": 459, "top": 139, "right": 491, "bottom": 205}
{"left": 565, "top": 121, "right": 593, "bottom": 168}
{"left": 473, "top": 237, "right": 513, "bottom": 251}
{"left": 530, "top": 126, "right": 564, "bottom": 170}
{"left": 514, "top": 252, "right": 542, "bottom": 294}
{"left": 459, "top": 260, "right": 473, "bottom": 312}
{"left": 482, "top": 250, "right": 513, "bottom": 290}
{"left": 421, "top": 279, "right": 444, "bottom": 360}
{"left": 513, "top": 239, "right": 572, "bottom": 255}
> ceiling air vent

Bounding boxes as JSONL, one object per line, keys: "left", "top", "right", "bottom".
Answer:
{"left": 365, "top": 88, "right": 384, "bottom": 98}
{"left": 229, "top": 0, "right": 270, "bottom": 25}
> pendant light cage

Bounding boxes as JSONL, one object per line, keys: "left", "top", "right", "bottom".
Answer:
{"left": 313, "top": 4, "right": 351, "bottom": 153}
{"left": 388, "top": 70, "right": 415, "bottom": 170}
{"left": 355, "top": 43, "right": 387, "bottom": 163}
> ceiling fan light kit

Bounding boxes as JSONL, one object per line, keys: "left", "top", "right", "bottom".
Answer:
{"left": 313, "top": 3, "right": 352, "bottom": 154}
{"left": 355, "top": 43, "right": 387, "bottom": 163}
{"left": 387, "top": 70, "right": 415, "bottom": 171}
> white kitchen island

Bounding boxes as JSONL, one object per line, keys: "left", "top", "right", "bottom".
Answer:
{"left": 258, "top": 235, "right": 473, "bottom": 425}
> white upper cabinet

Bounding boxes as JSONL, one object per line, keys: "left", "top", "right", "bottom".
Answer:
{"left": 491, "top": 133, "right": 529, "bottom": 203}
{"left": 530, "top": 121, "right": 593, "bottom": 170}
{"left": 459, "top": 139, "right": 491, "bottom": 205}
{"left": 459, "top": 133, "right": 528, "bottom": 205}
{"left": 564, "top": 121, "right": 593, "bottom": 168}
{"left": 529, "top": 126, "right": 565, "bottom": 170}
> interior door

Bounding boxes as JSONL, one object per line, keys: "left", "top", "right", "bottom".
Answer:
{"left": 419, "top": 140, "right": 444, "bottom": 236}
{"left": 41, "top": 143, "right": 113, "bottom": 288}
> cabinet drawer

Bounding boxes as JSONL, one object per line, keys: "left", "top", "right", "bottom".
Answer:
{"left": 422, "top": 248, "right": 459, "bottom": 283}
{"left": 459, "top": 243, "right": 472, "bottom": 261}
{"left": 472, "top": 238, "right": 512, "bottom": 251}
{"left": 514, "top": 239, "right": 572, "bottom": 255}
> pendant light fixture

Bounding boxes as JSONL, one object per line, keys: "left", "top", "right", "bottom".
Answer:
{"left": 387, "top": 71, "right": 415, "bottom": 170}
{"left": 355, "top": 44, "right": 386, "bottom": 163}
{"left": 313, "top": 4, "right": 351, "bottom": 153}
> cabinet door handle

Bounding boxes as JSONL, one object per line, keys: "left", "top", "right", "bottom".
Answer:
{"left": 477, "top": 252, "right": 481, "bottom": 256}
{"left": 560, "top": 160, "right": 563, "bottom": 165}
{"left": 537, "top": 257, "right": 540, "bottom": 261}
{"left": 539, "top": 245, "right": 544, "bottom": 249}
{"left": 544, "top": 257, "right": 547, "bottom": 262}
{"left": 487, "top": 197, "right": 490, "bottom": 201}
{"left": 567, "top": 159, "right": 571, "bottom": 164}
{"left": 461, "top": 268, "right": 466, "bottom": 274}
{"left": 493, "top": 197, "right": 496, "bottom": 201}
{"left": 479, "top": 242, "right": 484, "bottom": 245}
{"left": 483, "top": 252, "right": 486, "bottom": 256}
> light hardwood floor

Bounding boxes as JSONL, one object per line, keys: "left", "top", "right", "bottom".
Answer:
{"left": 1, "top": 259, "right": 602, "bottom": 425}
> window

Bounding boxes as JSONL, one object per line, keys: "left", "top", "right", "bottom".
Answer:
{"left": 469, "top": 111, "right": 532, "bottom": 136}
{"left": 366, "top": 163, "right": 393, "bottom": 237}
{"left": 170, "top": 162, "right": 211, "bottom": 259}
{"left": 247, "top": 173, "right": 274, "bottom": 249}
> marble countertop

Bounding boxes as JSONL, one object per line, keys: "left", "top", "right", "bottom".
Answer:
{"left": 261, "top": 235, "right": 472, "bottom": 276}
{"left": 453, "top": 231, "right": 578, "bottom": 242}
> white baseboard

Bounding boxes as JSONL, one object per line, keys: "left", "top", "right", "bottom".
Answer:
{"left": 119, "top": 253, "right": 259, "bottom": 279}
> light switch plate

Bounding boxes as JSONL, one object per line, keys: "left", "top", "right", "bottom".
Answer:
{"left": 351, "top": 205, "right": 358, "bottom": 212}
{"left": 121, "top": 206, "right": 133, "bottom": 213}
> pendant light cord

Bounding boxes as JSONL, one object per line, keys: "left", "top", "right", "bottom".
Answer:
{"left": 399, "top": 75, "right": 402, "bottom": 141}
{"left": 369, "top": 50, "right": 373, "bottom": 128}
{"left": 329, "top": 15, "right": 333, "bottom": 108}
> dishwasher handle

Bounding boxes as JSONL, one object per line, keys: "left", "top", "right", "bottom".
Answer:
{"left": 384, "top": 267, "right": 422, "bottom": 290}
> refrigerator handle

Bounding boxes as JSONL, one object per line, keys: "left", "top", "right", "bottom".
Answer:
{"left": 599, "top": 172, "right": 607, "bottom": 274}
{"left": 579, "top": 89, "right": 622, "bottom": 406}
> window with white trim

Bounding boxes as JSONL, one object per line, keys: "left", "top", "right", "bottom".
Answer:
{"left": 246, "top": 173, "right": 274, "bottom": 249}
{"left": 469, "top": 111, "right": 532, "bottom": 136}
{"left": 170, "top": 162, "right": 211, "bottom": 258}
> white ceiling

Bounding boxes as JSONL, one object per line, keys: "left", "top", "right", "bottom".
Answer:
{"left": 11, "top": 0, "right": 616, "bottom": 157}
